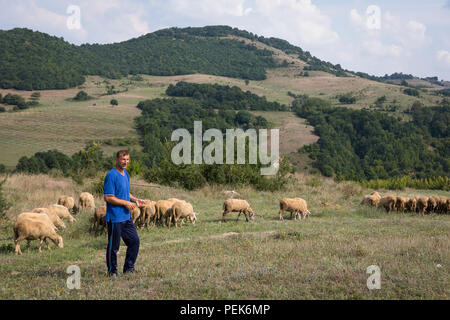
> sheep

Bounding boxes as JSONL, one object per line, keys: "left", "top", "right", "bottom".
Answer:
{"left": 416, "top": 197, "right": 429, "bottom": 216}
{"left": 46, "top": 204, "right": 76, "bottom": 223}
{"left": 378, "top": 196, "right": 396, "bottom": 213}
{"left": 279, "top": 198, "right": 310, "bottom": 220}
{"left": 405, "top": 197, "right": 417, "bottom": 213}
{"left": 130, "top": 206, "right": 141, "bottom": 225}
{"left": 426, "top": 196, "right": 440, "bottom": 214}
{"left": 139, "top": 200, "right": 156, "bottom": 228}
{"left": 31, "top": 207, "right": 66, "bottom": 230}
{"left": 168, "top": 201, "right": 197, "bottom": 228}
{"left": 91, "top": 205, "right": 107, "bottom": 233}
{"left": 154, "top": 199, "right": 181, "bottom": 225}
{"left": 394, "top": 196, "right": 408, "bottom": 213}
{"left": 78, "top": 192, "right": 95, "bottom": 212}
{"left": 16, "top": 212, "right": 57, "bottom": 232}
{"left": 360, "top": 191, "right": 381, "bottom": 208}
{"left": 436, "top": 197, "right": 449, "bottom": 214}
{"left": 57, "top": 196, "right": 79, "bottom": 215}
{"left": 13, "top": 215, "right": 64, "bottom": 255}
{"left": 221, "top": 199, "right": 255, "bottom": 222}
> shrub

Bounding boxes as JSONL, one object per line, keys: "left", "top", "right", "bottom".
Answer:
{"left": 0, "top": 176, "right": 11, "bottom": 220}
{"left": 73, "top": 90, "right": 91, "bottom": 101}
{"left": 110, "top": 99, "right": 118, "bottom": 106}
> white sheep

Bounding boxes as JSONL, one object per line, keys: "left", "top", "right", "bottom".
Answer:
{"left": 221, "top": 199, "right": 255, "bottom": 222}
{"left": 78, "top": 192, "right": 95, "bottom": 212}
{"left": 279, "top": 198, "right": 310, "bottom": 220}
{"left": 155, "top": 199, "right": 182, "bottom": 226}
{"left": 31, "top": 207, "right": 66, "bottom": 230}
{"left": 139, "top": 200, "right": 156, "bottom": 229}
{"left": 13, "top": 215, "right": 64, "bottom": 255}
{"left": 57, "top": 196, "right": 79, "bottom": 214}
{"left": 168, "top": 201, "right": 196, "bottom": 228}
{"left": 47, "top": 204, "right": 76, "bottom": 223}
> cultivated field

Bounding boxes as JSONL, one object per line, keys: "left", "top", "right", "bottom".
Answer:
{"left": 0, "top": 173, "right": 448, "bottom": 299}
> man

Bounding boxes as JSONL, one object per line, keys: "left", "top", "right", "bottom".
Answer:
{"left": 104, "top": 150, "right": 145, "bottom": 277}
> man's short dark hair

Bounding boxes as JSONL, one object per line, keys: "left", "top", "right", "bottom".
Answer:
{"left": 116, "top": 150, "right": 130, "bottom": 158}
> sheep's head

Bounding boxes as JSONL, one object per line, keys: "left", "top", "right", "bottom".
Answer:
{"left": 248, "top": 209, "right": 255, "bottom": 220}
{"left": 73, "top": 204, "right": 80, "bottom": 214}
{"left": 55, "top": 236, "right": 64, "bottom": 248}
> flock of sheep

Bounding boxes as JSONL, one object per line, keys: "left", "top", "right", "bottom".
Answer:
{"left": 12, "top": 192, "right": 312, "bottom": 255}
{"left": 14, "top": 189, "right": 448, "bottom": 255}
{"left": 361, "top": 192, "right": 450, "bottom": 215}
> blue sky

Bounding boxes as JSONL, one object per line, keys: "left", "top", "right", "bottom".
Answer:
{"left": 1, "top": 0, "right": 450, "bottom": 80}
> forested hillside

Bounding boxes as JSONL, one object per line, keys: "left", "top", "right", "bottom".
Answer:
{"left": 293, "top": 96, "right": 450, "bottom": 183}
{"left": 0, "top": 27, "right": 277, "bottom": 90}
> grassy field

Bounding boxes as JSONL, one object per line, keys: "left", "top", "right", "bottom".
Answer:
{"left": 0, "top": 173, "right": 448, "bottom": 299}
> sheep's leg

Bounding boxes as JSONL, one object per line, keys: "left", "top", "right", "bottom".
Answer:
{"left": 244, "top": 211, "right": 249, "bottom": 222}
{"left": 222, "top": 209, "right": 227, "bottom": 222}
{"left": 14, "top": 238, "right": 24, "bottom": 255}
{"left": 279, "top": 209, "right": 284, "bottom": 221}
{"left": 38, "top": 238, "right": 44, "bottom": 252}
{"left": 236, "top": 211, "right": 241, "bottom": 221}
{"left": 44, "top": 238, "right": 51, "bottom": 250}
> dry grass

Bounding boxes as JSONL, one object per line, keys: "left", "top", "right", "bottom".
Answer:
{"left": 0, "top": 173, "right": 448, "bottom": 300}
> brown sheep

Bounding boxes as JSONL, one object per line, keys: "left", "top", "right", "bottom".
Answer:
{"left": 395, "top": 196, "right": 408, "bottom": 213}
{"left": 31, "top": 207, "right": 66, "bottom": 230}
{"left": 91, "top": 206, "right": 107, "bottom": 233}
{"left": 168, "top": 201, "right": 197, "bottom": 228}
{"left": 154, "top": 199, "right": 180, "bottom": 225}
{"left": 416, "top": 197, "right": 429, "bottom": 216}
{"left": 222, "top": 199, "right": 255, "bottom": 222}
{"left": 14, "top": 216, "right": 64, "bottom": 255}
{"left": 130, "top": 206, "right": 141, "bottom": 225}
{"left": 57, "top": 196, "right": 79, "bottom": 214}
{"left": 279, "top": 198, "right": 310, "bottom": 220}
{"left": 426, "top": 196, "right": 439, "bottom": 214}
{"left": 378, "top": 196, "right": 396, "bottom": 213}
{"left": 405, "top": 197, "right": 417, "bottom": 213}
{"left": 78, "top": 192, "right": 95, "bottom": 212}
{"left": 139, "top": 200, "right": 156, "bottom": 228}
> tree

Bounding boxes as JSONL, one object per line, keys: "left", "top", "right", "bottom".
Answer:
{"left": 73, "top": 90, "right": 90, "bottom": 101}
{"left": 110, "top": 99, "right": 118, "bottom": 106}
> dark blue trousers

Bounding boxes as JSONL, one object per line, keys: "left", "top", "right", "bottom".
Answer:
{"left": 106, "top": 219, "right": 140, "bottom": 274}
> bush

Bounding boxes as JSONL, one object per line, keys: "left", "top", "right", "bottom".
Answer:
{"left": 403, "top": 88, "right": 419, "bottom": 97}
{"left": 0, "top": 106, "right": 5, "bottom": 113}
{"left": 0, "top": 176, "right": 11, "bottom": 220}
{"left": 73, "top": 90, "right": 91, "bottom": 101}
{"left": 110, "top": 99, "right": 118, "bottom": 106}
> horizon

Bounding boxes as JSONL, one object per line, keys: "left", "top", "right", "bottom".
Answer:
{"left": 1, "top": 1, "right": 450, "bottom": 81}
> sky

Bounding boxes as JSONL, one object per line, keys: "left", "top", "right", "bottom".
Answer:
{"left": 1, "top": 0, "right": 450, "bottom": 80}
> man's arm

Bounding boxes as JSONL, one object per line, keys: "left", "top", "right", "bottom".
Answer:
{"left": 104, "top": 195, "right": 136, "bottom": 212}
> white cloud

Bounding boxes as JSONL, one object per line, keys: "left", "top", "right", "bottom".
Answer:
{"left": 362, "top": 40, "right": 402, "bottom": 57}
{"left": 437, "top": 50, "right": 450, "bottom": 65}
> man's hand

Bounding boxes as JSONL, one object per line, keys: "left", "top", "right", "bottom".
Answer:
{"left": 136, "top": 199, "right": 146, "bottom": 208}
{"left": 125, "top": 201, "right": 137, "bottom": 212}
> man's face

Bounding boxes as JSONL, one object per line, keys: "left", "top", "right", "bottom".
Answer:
{"left": 116, "top": 154, "right": 130, "bottom": 170}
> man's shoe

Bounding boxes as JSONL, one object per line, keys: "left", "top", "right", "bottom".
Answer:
{"left": 108, "top": 272, "right": 118, "bottom": 278}
{"left": 123, "top": 268, "right": 137, "bottom": 274}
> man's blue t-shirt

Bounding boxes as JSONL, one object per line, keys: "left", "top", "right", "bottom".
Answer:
{"left": 104, "top": 168, "right": 131, "bottom": 223}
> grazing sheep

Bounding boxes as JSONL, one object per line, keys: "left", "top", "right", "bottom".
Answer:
{"left": 13, "top": 216, "right": 64, "bottom": 255}
{"left": 361, "top": 192, "right": 381, "bottom": 208}
{"left": 31, "top": 208, "right": 66, "bottom": 230}
{"left": 279, "top": 198, "right": 310, "bottom": 220}
{"left": 168, "top": 201, "right": 197, "bottom": 228}
{"left": 436, "top": 197, "right": 449, "bottom": 214}
{"left": 406, "top": 197, "right": 417, "bottom": 213}
{"left": 416, "top": 197, "right": 429, "bottom": 216}
{"left": 130, "top": 206, "right": 141, "bottom": 224}
{"left": 91, "top": 206, "right": 107, "bottom": 233}
{"left": 57, "top": 196, "right": 79, "bottom": 214}
{"left": 78, "top": 192, "right": 95, "bottom": 212}
{"left": 16, "top": 213, "right": 57, "bottom": 232}
{"left": 395, "top": 196, "right": 408, "bottom": 213}
{"left": 222, "top": 199, "right": 255, "bottom": 222}
{"left": 154, "top": 199, "right": 180, "bottom": 225}
{"left": 47, "top": 204, "right": 76, "bottom": 223}
{"left": 139, "top": 200, "right": 156, "bottom": 228}
{"left": 378, "top": 196, "right": 396, "bottom": 213}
